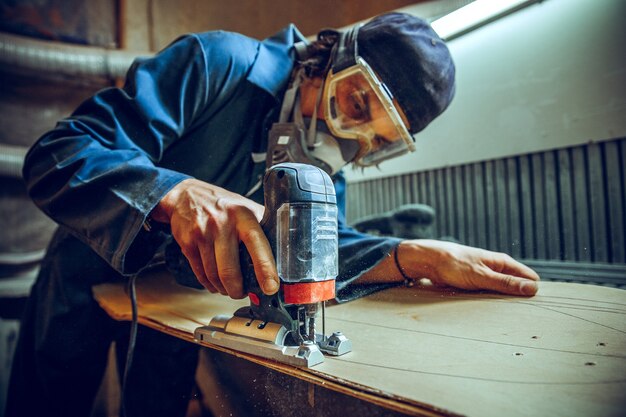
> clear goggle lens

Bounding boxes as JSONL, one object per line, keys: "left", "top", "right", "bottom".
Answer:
{"left": 323, "top": 58, "right": 415, "bottom": 166}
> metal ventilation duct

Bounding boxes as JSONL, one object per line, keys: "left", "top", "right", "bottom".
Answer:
{"left": 0, "top": 32, "right": 151, "bottom": 79}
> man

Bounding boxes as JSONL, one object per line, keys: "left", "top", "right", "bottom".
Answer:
{"left": 7, "top": 12, "right": 539, "bottom": 417}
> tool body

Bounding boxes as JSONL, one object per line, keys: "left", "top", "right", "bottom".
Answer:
{"left": 194, "top": 163, "right": 351, "bottom": 366}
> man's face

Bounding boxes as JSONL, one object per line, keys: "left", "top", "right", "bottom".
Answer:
{"left": 336, "top": 75, "right": 409, "bottom": 150}
{"left": 327, "top": 69, "right": 412, "bottom": 160}
{"left": 297, "top": 59, "right": 415, "bottom": 168}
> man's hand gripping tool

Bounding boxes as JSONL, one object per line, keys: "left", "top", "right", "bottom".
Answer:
{"left": 194, "top": 163, "right": 351, "bottom": 367}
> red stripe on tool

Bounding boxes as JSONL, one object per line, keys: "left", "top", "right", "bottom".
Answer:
{"left": 283, "top": 280, "right": 335, "bottom": 304}
{"left": 248, "top": 292, "right": 260, "bottom": 305}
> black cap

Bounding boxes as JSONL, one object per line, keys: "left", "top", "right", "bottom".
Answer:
{"left": 358, "top": 12, "right": 456, "bottom": 134}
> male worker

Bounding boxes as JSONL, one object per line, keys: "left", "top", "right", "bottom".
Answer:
{"left": 7, "top": 12, "right": 539, "bottom": 417}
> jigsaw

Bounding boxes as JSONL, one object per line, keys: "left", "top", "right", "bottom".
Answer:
{"left": 194, "top": 162, "right": 351, "bottom": 367}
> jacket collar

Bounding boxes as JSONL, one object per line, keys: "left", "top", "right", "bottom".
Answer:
{"left": 247, "top": 24, "right": 307, "bottom": 99}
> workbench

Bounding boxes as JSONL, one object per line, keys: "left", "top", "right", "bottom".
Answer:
{"left": 94, "top": 270, "right": 626, "bottom": 417}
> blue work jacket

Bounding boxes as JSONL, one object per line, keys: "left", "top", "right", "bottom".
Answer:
{"left": 23, "top": 26, "right": 401, "bottom": 302}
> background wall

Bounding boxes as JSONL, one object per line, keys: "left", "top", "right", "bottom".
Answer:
{"left": 121, "top": 0, "right": 422, "bottom": 49}
{"left": 345, "top": 0, "right": 626, "bottom": 285}
{"left": 346, "top": 0, "right": 626, "bottom": 182}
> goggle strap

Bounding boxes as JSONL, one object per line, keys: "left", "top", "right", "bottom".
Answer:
{"left": 293, "top": 94, "right": 304, "bottom": 127}
{"left": 293, "top": 41, "right": 310, "bottom": 61}
{"left": 305, "top": 74, "right": 327, "bottom": 148}
{"left": 332, "top": 25, "right": 360, "bottom": 74}
{"left": 278, "top": 69, "right": 304, "bottom": 123}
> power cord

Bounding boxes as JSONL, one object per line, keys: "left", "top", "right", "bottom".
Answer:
{"left": 118, "top": 248, "right": 167, "bottom": 416}
{"left": 120, "top": 273, "right": 138, "bottom": 417}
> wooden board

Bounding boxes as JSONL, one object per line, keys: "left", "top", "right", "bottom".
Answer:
{"left": 93, "top": 271, "right": 626, "bottom": 417}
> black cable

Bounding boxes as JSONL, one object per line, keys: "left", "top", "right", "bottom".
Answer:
{"left": 118, "top": 255, "right": 166, "bottom": 417}
{"left": 120, "top": 273, "right": 138, "bottom": 417}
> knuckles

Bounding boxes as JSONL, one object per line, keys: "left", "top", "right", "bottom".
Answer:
{"left": 217, "top": 265, "right": 242, "bottom": 281}
{"left": 253, "top": 257, "right": 276, "bottom": 272}
{"left": 500, "top": 274, "right": 517, "bottom": 290}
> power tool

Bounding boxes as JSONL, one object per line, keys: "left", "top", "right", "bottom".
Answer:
{"left": 194, "top": 163, "right": 352, "bottom": 367}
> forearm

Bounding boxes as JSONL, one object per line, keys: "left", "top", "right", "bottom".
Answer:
{"left": 24, "top": 127, "right": 189, "bottom": 273}
{"left": 23, "top": 35, "right": 212, "bottom": 273}
{"left": 355, "top": 240, "right": 436, "bottom": 285}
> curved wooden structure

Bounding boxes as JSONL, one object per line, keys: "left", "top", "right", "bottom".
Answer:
{"left": 94, "top": 270, "right": 626, "bottom": 417}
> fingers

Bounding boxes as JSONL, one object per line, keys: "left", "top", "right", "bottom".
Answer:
{"left": 209, "top": 208, "right": 278, "bottom": 297}
{"left": 483, "top": 252, "right": 541, "bottom": 282}
{"left": 182, "top": 246, "right": 219, "bottom": 293}
{"left": 480, "top": 267, "right": 539, "bottom": 296}
{"left": 213, "top": 230, "right": 245, "bottom": 299}
{"left": 162, "top": 180, "right": 277, "bottom": 298}
{"left": 238, "top": 214, "right": 279, "bottom": 295}
{"left": 187, "top": 216, "right": 248, "bottom": 299}
{"left": 198, "top": 241, "right": 228, "bottom": 296}
{"left": 175, "top": 207, "right": 277, "bottom": 298}
{"left": 501, "top": 258, "right": 540, "bottom": 282}
{"left": 184, "top": 238, "right": 246, "bottom": 298}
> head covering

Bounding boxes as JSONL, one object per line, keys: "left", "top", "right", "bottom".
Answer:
{"left": 358, "top": 12, "right": 456, "bottom": 134}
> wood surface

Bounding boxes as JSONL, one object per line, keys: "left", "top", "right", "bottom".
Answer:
{"left": 93, "top": 270, "right": 626, "bottom": 417}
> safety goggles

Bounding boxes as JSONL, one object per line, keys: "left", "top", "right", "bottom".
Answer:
{"left": 323, "top": 57, "right": 415, "bottom": 166}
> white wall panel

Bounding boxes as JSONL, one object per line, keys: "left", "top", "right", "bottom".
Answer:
{"left": 346, "top": 0, "right": 626, "bottom": 182}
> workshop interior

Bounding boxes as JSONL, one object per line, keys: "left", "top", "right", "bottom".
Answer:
{"left": 1, "top": 0, "right": 625, "bottom": 416}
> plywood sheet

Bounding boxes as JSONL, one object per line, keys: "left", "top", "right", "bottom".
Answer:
{"left": 93, "top": 271, "right": 626, "bottom": 417}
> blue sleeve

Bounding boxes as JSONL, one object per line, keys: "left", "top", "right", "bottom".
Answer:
{"left": 333, "top": 172, "right": 402, "bottom": 303}
{"left": 23, "top": 34, "right": 243, "bottom": 275}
